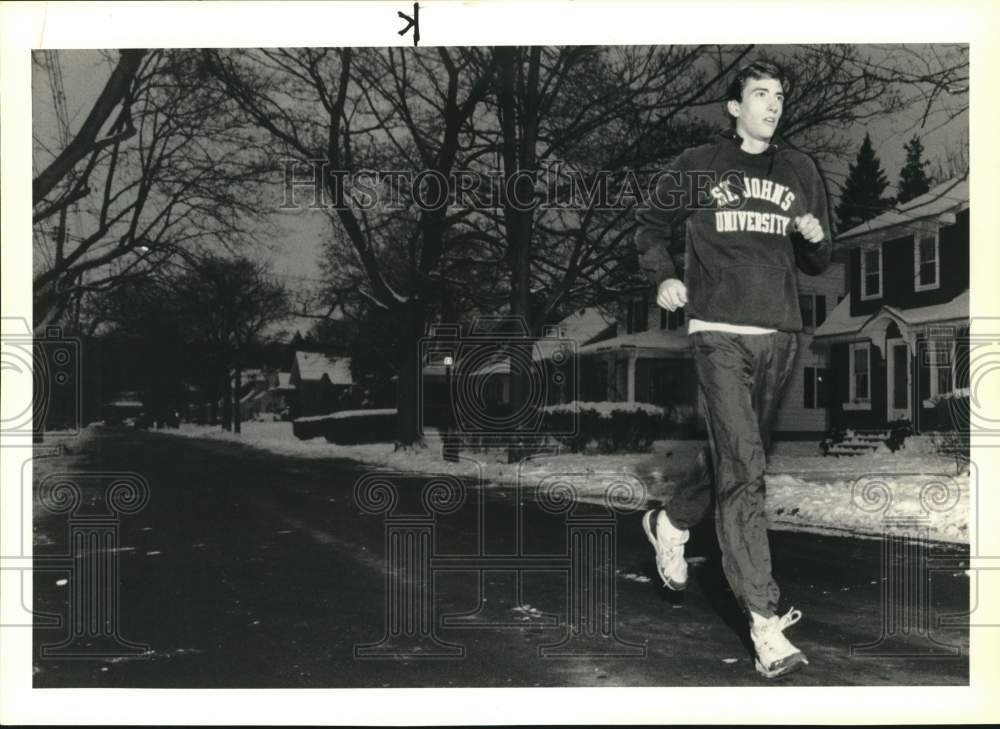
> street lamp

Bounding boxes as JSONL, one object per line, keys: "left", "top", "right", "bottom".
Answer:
{"left": 442, "top": 354, "right": 458, "bottom": 462}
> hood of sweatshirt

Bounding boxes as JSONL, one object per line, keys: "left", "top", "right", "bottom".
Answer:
{"left": 712, "top": 130, "right": 784, "bottom": 176}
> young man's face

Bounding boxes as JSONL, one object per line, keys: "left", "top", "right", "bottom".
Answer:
{"left": 728, "top": 76, "right": 784, "bottom": 144}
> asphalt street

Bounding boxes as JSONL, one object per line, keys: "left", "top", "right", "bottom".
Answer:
{"left": 31, "top": 427, "right": 969, "bottom": 687}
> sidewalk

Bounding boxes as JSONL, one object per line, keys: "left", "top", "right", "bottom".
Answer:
{"left": 142, "top": 421, "right": 970, "bottom": 544}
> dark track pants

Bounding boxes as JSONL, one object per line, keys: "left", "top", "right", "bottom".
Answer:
{"left": 664, "top": 330, "right": 798, "bottom": 617}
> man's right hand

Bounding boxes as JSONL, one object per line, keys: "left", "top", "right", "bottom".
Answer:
{"left": 657, "top": 278, "right": 688, "bottom": 311}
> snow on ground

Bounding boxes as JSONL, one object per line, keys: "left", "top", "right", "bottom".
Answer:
{"left": 151, "top": 422, "right": 970, "bottom": 544}
{"left": 30, "top": 427, "right": 100, "bottom": 480}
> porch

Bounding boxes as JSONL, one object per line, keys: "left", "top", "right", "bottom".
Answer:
{"left": 812, "top": 291, "right": 969, "bottom": 433}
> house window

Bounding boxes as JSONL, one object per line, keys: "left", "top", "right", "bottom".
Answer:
{"left": 914, "top": 232, "right": 940, "bottom": 291}
{"left": 803, "top": 367, "right": 829, "bottom": 409}
{"left": 627, "top": 296, "right": 649, "bottom": 334}
{"left": 848, "top": 341, "right": 871, "bottom": 406}
{"left": 925, "top": 338, "right": 955, "bottom": 402}
{"left": 798, "top": 293, "right": 827, "bottom": 329}
{"left": 861, "top": 246, "right": 883, "bottom": 300}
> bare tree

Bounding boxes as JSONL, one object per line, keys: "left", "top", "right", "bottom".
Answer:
{"left": 198, "top": 44, "right": 967, "bottom": 453}
{"left": 929, "top": 129, "right": 969, "bottom": 184}
{"left": 32, "top": 50, "right": 270, "bottom": 331}
{"left": 205, "top": 47, "right": 497, "bottom": 448}
{"left": 472, "top": 43, "right": 968, "bottom": 326}
{"left": 173, "top": 255, "right": 290, "bottom": 433}
{"left": 33, "top": 49, "right": 146, "bottom": 207}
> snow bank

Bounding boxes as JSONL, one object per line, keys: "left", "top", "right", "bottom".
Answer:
{"left": 155, "top": 423, "right": 970, "bottom": 545}
{"left": 541, "top": 401, "right": 666, "bottom": 416}
{"left": 295, "top": 409, "right": 397, "bottom": 423}
{"left": 766, "top": 473, "right": 968, "bottom": 545}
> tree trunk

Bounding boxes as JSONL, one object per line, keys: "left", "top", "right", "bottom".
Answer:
{"left": 33, "top": 341, "right": 45, "bottom": 442}
{"left": 506, "top": 220, "right": 535, "bottom": 463}
{"left": 233, "top": 368, "right": 242, "bottom": 434}
{"left": 496, "top": 46, "right": 542, "bottom": 464}
{"left": 222, "top": 371, "right": 232, "bottom": 431}
{"left": 394, "top": 300, "right": 427, "bottom": 451}
{"left": 33, "top": 50, "right": 146, "bottom": 205}
{"left": 33, "top": 281, "right": 68, "bottom": 333}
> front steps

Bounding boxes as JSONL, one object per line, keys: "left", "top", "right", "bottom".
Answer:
{"left": 824, "top": 429, "right": 890, "bottom": 456}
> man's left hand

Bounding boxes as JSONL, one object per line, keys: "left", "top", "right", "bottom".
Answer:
{"left": 793, "top": 214, "right": 825, "bottom": 244}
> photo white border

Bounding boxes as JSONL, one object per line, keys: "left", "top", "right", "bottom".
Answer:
{"left": 3, "top": 1, "right": 998, "bottom": 724}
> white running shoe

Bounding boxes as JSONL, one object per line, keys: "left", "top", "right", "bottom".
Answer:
{"left": 750, "top": 607, "right": 809, "bottom": 678}
{"left": 641, "top": 509, "right": 689, "bottom": 590}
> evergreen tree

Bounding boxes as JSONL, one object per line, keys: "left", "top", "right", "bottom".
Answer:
{"left": 897, "top": 135, "right": 932, "bottom": 204}
{"left": 835, "top": 133, "right": 894, "bottom": 232}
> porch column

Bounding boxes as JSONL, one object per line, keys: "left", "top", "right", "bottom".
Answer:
{"left": 902, "top": 329, "right": 920, "bottom": 433}
{"left": 626, "top": 351, "right": 637, "bottom": 404}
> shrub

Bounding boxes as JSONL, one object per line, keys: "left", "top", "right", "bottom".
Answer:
{"left": 886, "top": 419, "right": 913, "bottom": 452}
{"left": 293, "top": 409, "right": 398, "bottom": 444}
{"left": 292, "top": 414, "right": 330, "bottom": 440}
{"left": 819, "top": 426, "right": 847, "bottom": 456}
{"left": 540, "top": 402, "right": 670, "bottom": 453}
{"left": 931, "top": 392, "right": 970, "bottom": 433}
{"left": 931, "top": 394, "right": 970, "bottom": 471}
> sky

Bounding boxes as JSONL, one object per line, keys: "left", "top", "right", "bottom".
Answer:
{"left": 32, "top": 45, "right": 969, "bottom": 290}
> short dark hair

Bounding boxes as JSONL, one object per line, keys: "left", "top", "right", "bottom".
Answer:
{"left": 725, "top": 61, "right": 789, "bottom": 104}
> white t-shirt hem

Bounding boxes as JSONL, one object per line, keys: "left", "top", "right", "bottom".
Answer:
{"left": 687, "top": 318, "right": 778, "bottom": 335}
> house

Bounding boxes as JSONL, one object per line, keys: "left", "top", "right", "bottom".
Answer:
{"left": 419, "top": 310, "right": 616, "bottom": 428}
{"left": 575, "top": 308, "right": 694, "bottom": 413}
{"left": 774, "top": 262, "right": 846, "bottom": 435}
{"left": 289, "top": 351, "right": 355, "bottom": 417}
{"left": 238, "top": 369, "right": 295, "bottom": 421}
{"left": 578, "top": 257, "right": 845, "bottom": 437}
{"left": 811, "top": 177, "right": 969, "bottom": 433}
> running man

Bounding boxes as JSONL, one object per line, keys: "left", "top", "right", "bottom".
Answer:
{"left": 634, "top": 60, "right": 832, "bottom": 679}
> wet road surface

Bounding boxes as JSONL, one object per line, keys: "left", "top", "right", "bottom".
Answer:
{"left": 31, "top": 427, "right": 969, "bottom": 687}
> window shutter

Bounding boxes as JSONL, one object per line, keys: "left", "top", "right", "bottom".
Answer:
{"left": 816, "top": 296, "right": 827, "bottom": 326}
{"left": 799, "top": 294, "right": 813, "bottom": 327}
{"left": 919, "top": 339, "right": 930, "bottom": 402}
{"left": 817, "top": 367, "right": 829, "bottom": 407}
{"left": 804, "top": 367, "right": 815, "bottom": 409}
{"left": 831, "top": 344, "right": 849, "bottom": 406}
{"left": 869, "top": 342, "right": 878, "bottom": 404}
